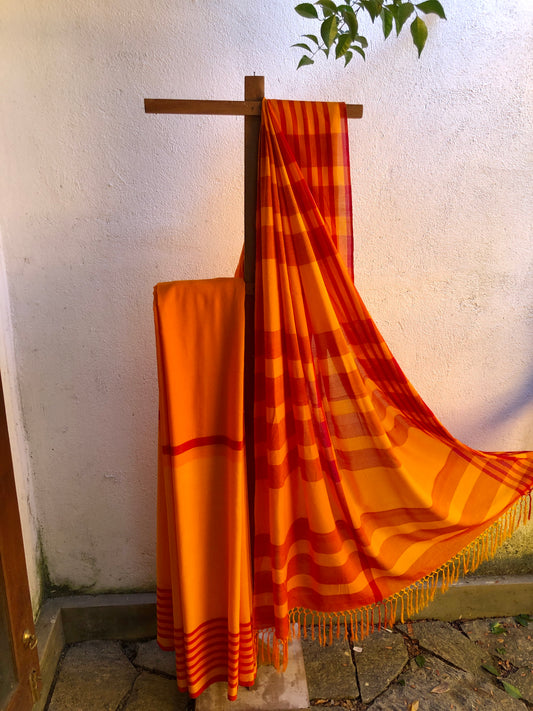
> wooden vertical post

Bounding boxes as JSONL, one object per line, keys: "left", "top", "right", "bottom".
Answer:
{"left": 243, "top": 75, "right": 264, "bottom": 286}
{"left": 243, "top": 76, "right": 263, "bottom": 558}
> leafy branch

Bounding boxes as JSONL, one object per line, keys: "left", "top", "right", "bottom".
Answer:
{"left": 293, "top": 0, "right": 446, "bottom": 68}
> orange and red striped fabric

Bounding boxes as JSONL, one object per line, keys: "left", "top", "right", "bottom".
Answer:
{"left": 252, "top": 99, "right": 533, "bottom": 649}
{"left": 154, "top": 278, "right": 255, "bottom": 700}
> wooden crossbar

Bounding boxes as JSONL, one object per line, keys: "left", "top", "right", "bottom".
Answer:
{"left": 144, "top": 97, "right": 364, "bottom": 119}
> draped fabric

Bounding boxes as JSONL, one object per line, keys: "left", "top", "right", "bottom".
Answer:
{"left": 154, "top": 278, "right": 255, "bottom": 700}
{"left": 252, "top": 99, "right": 533, "bottom": 652}
{"left": 154, "top": 98, "right": 533, "bottom": 700}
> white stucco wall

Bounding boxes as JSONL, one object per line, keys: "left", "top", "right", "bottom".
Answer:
{"left": 0, "top": 0, "right": 531, "bottom": 599}
{"left": 0, "top": 234, "right": 41, "bottom": 610}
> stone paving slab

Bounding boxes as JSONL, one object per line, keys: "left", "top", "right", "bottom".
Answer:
{"left": 398, "top": 619, "right": 490, "bottom": 674}
{"left": 121, "top": 671, "right": 188, "bottom": 711}
{"left": 507, "top": 667, "right": 533, "bottom": 705}
{"left": 134, "top": 639, "right": 177, "bottom": 677}
{"left": 354, "top": 629, "right": 408, "bottom": 704}
{"left": 46, "top": 640, "right": 137, "bottom": 711}
{"left": 300, "top": 628, "right": 358, "bottom": 701}
{"left": 368, "top": 655, "right": 527, "bottom": 710}
{"left": 460, "top": 616, "right": 533, "bottom": 668}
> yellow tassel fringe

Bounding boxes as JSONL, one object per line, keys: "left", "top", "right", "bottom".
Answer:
{"left": 257, "top": 489, "right": 532, "bottom": 667}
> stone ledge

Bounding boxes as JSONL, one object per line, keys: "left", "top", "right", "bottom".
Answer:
{"left": 410, "top": 575, "right": 533, "bottom": 622}
{"left": 33, "top": 593, "right": 156, "bottom": 711}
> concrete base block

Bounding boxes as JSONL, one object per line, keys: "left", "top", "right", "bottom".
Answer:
{"left": 58, "top": 592, "right": 157, "bottom": 643}
{"left": 196, "top": 635, "right": 309, "bottom": 711}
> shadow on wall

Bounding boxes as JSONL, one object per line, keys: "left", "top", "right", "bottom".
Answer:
{"left": 453, "top": 337, "right": 533, "bottom": 453}
{"left": 486, "top": 360, "right": 533, "bottom": 434}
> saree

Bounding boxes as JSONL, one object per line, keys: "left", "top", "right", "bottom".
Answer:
{"left": 154, "top": 98, "right": 533, "bottom": 699}
{"left": 154, "top": 278, "right": 255, "bottom": 699}
{"left": 252, "top": 99, "right": 533, "bottom": 655}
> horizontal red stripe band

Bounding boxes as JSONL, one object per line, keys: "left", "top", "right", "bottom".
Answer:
{"left": 182, "top": 637, "right": 254, "bottom": 663}
{"left": 176, "top": 629, "right": 255, "bottom": 646}
{"left": 168, "top": 618, "right": 253, "bottom": 636}
{"left": 162, "top": 435, "right": 244, "bottom": 456}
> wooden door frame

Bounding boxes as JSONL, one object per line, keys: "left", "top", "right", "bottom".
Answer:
{"left": 0, "top": 372, "right": 41, "bottom": 711}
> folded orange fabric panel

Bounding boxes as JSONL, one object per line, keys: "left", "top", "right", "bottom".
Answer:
{"left": 154, "top": 278, "right": 255, "bottom": 700}
{"left": 252, "top": 99, "right": 533, "bottom": 651}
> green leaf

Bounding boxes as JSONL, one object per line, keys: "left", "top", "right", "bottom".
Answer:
{"left": 342, "top": 9, "right": 359, "bottom": 39}
{"left": 321, "top": 14, "right": 338, "bottom": 48}
{"left": 395, "top": 2, "right": 414, "bottom": 34}
{"left": 495, "top": 647, "right": 506, "bottom": 655}
{"left": 360, "top": 0, "right": 382, "bottom": 22}
{"left": 410, "top": 15, "right": 428, "bottom": 56}
{"left": 292, "top": 42, "right": 313, "bottom": 51}
{"left": 490, "top": 622, "right": 506, "bottom": 635}
{"left": 416, "top": 0, "right": 446, "bottom": 19}
{"left": 297, "top": 54, "right": 315, "bottom": 68}
{"left": 316, "top": 0, "right": 338, "bottom": 16}
{"left": 481, "top": 663, "right": 500, "bottom": 676}
{"left": 353, "top": 34, "right": 369, "bottom": 48}
{"left": 335, "top": 33, "right": 353, "bottom": 58}
{"left": 303, "top": 33, "right": 320, "bottom": 44}
{"left": 502, "top": 681, "right": 522, "bottom": 699}
{"left": 415, "top": 654, "right": 426, "bottom": 667}
{"left": 344, "top": 50, "right": 353, "bottom": 66}
{"left": 381, "top": 7, "right": 394, "bottom": 38}
{"left": 295, "top": 3, "right": 319, "bottom": 19}
{"left": 513, "top": 614, "right": 531, "bottom": 627}
{"left": 352, "top": 45, "right": 366, "bottom": 60}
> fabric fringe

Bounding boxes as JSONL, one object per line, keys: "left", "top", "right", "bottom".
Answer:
{"left": 257, "top": 489, "right": 532, "bottom": 665}
{"left": 256, "top": 628, "right": 289, "bottom": 671}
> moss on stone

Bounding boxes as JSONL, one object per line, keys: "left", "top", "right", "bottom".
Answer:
{"left": 468, "top": 518, "right": 533, "bottom": 577}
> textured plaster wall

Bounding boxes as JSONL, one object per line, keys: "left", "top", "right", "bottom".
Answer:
{"left": 0, "top": 234, "right": 41, "bottom": 609}
{"left": 0, "top": 0, "right": 531, "bottom": 603}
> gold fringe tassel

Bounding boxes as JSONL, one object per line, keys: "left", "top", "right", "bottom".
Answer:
{"left": 257, "top": 489, "right": 532, "bottom": 665}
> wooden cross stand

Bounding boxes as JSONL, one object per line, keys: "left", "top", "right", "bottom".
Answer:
{"left": 145, "top": 76, "right": 363, "bottom": 535}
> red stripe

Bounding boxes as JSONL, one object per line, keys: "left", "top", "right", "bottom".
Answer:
{"left": 162, "top": 435, "right": 244, "bottom": 456}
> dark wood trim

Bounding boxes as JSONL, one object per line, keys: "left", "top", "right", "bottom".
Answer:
{"left": 0, "top": 373, "right": 41, "bottom": 711}
{"left": 243, "top": 76, "right": 264, "bottom": 565}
